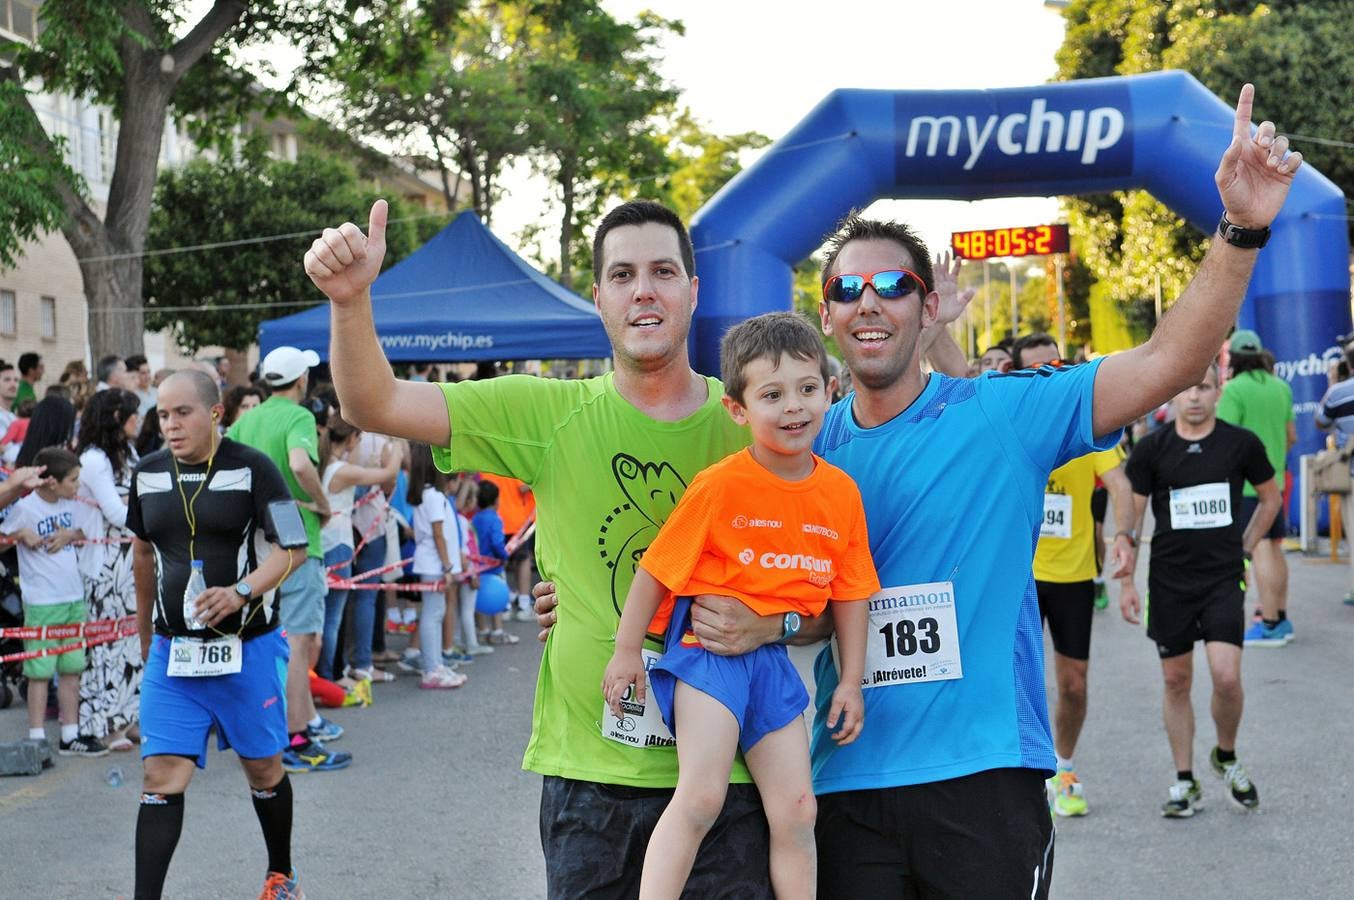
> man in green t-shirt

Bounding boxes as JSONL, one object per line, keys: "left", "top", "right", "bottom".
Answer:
{"left": 15, "top": 351, "right": 42, "bottom": 412}
{"left": 309, "top": 199, "right": 774, "bottom": 898}
{"left": 1217, "top": 329, "right": 1296, "bottom": 646}
{"left": 228, "top": 347, "right": 350, "bottom": 774}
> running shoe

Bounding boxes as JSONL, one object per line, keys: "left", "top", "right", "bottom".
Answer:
{"left": 420, "top": 666, "right": 467, "bottom": 689}
{"left": 1210, "top": 748, "right": 1259, "bottom": 810}
{"left": 384, "top": 617, "right": 403, "bottom": 634}
{"left": 487, "top": 629, "right": 520, "bottom": 645}
{"left": 304, "top": 717, "right": 344, "bottom": 743}
{"left": 1093, "top": 581, "right": 1108, "bottom": 611}
{"left": 1343, "top": 591, "right": 1354, "bottom": 606}
{"left": 1243, "top": 620, "right": 1292, "bottom": 646}
{"left": 58, "top": 735, "right": 109, "bottom": 757}
{"left": 396, "top": 651, "right": 423, "bottom": 673}
{"left": 513, "top": 605, "right": 534, "bottom": 622}
{"left": 1161, "top": 778, "right": 1202, "bottom": 818}
{"left": 282, "top": 740, "right": 352, "bottom": 773}
{"left": 465, "top": 644, "right": 494, "bottom": 656}
{"left": 442, "top": 648, "right": 474, "bottom": 665}
{"left": 1047, "top": 770, "right": 1088, "bottom": 817}
{"left": 258, "top": 870, "right": 305, "bottom": 899}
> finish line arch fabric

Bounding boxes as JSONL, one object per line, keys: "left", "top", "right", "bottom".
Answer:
{"left": 690, "top": 71, "right": 1350, "bottom": 491}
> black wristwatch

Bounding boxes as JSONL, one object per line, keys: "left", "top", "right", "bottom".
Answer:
{"left": 1217, "top": 213, "right": 1270, "bottom": 249}
{"left": 234, "top": 581, "right": 253, "bottom": 601}
{"left": 778, "top": 611, "right": 802, "bottom": 644}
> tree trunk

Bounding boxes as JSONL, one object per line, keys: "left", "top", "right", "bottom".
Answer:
{"left": 558, "top": 156, "right": 576, "bottom": 287}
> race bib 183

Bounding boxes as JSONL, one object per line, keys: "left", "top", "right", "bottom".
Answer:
{"left": 859, "top": 582, "right": 963, "bottom": 688}
{"left": 1169, "top": 482, "right": 1232, "bottom": 530}
{"left": 167, "top": 635, "right": 243, "bottom": 678}
{"left": 601, "top": 647, "right": 676, "bottom": 749}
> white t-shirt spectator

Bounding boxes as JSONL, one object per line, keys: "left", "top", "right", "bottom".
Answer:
{"left": 412, "top": 486, "right": 468, "bottom": 578}
{"left": 1, "top": 493, "right": 86, "bottom": 605}
{"left": 320, "top": 460, "right": 356, "bottom": 553}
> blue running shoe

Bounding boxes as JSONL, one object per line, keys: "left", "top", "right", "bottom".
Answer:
{"left": 1243, "top": 620, "right": 1290, "bottom": 647}
{"left": 283, "top": 739, "right": 352, "bottom": 773}
{"left": 304, "top": 717, "right": 343, "bottom": 743}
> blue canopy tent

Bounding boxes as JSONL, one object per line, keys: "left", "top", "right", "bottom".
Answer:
{"left": 257, "top": 211, "right": 611, "bottom": 362}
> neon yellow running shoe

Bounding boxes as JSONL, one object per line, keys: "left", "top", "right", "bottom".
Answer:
{"left": 1048, "top": 769, "right": 1088, "bottom": 817}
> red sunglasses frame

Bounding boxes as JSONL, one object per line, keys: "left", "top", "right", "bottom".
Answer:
{"left": 822, "top": 267, "right": 929, "bottom": 303}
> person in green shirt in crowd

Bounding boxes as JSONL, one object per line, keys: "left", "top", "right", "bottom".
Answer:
{"left": 228, "top": 347, "right": 350, "bottom": 774}
{"left": 15, "top": 351, "right": 42, "bottom": 412}
{"left": 1217, "top": 329, "right": 1296, "bottom": 646}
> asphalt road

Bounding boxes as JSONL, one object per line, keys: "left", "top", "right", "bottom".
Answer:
{"left": 4, "top": 547, "right": 1352, "bottom": 898}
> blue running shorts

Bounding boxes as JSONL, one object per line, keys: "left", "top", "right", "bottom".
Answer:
{"left": 141, "top": 628, "right": 290, "bottom": 767}
{"left": 649, "top": 597, "right": 809, "bottom": 753}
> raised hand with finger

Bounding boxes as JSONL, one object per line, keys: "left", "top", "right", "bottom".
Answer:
{"left": 1214, "top": 83, "right": 1303, "bottom": 231}
{"left": 305, "top": 199, "right": 389, "bottom": 307}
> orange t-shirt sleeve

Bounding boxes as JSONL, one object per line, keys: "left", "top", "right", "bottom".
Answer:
{"left": 638, "top": 475, "right": 715, "bottom": 633}
{"left": 830, "top": 485, "right": 880, "bottom": 601}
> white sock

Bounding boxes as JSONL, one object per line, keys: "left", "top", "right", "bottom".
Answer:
{"left": 29, "top": 727, "right": 44, "bottom": 740}
{"left": 308, "top": 714, "right": 323, "bottom": 729}
{"left": 60, "top": 723, "right": 78, "bottom": 743}
{"left": 402, "top": 607, "right": 418, "bottom": 624}
{"left": 386, "top": 608, "right": 401, "bottom": 622}
{"left": 1056, "top": 755, "right": 1074, "bottom": 772}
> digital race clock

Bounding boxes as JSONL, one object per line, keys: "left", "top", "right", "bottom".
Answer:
{"left": 950, "top": 224, "right": 1070, "bottom": 260}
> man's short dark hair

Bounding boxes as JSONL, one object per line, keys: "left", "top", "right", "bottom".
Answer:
{"left": 125, "top": 354, "right": 148, "bottom": 371}
{"left": 34, "top": 446, "right": 80, "bottom": 481}
{"left": 477, "top": 478, "right": 500, "bottom": 510}
{"left": 96, "top": 354, "right": 123, "bottom": 384}
{"left": 720, "top": 312, "right": 831, "bottom": 405}
{"left": 18, "top": 352, "right": 41, "bottom": 377}
{"left": 164, "top": 369, "right": 221, "bottom": 408}
{"left": 591, "top": 200, "right": 695, "bottom": 285}
{"left": 820, "top": 213, "right": 935, "bottom": 300}
{"left": 1011, "top": 332, "right": 1060, "bottom": 369}
{"left": 0, "top": 362, "right": 13, "bottom": 374}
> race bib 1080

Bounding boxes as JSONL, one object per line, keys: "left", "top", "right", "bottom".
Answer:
{"left": 1169, "top": 482, "right": 1232, "bottom": 530}
{"left": 860, "top": 581, "right": 963, "bottom": 688}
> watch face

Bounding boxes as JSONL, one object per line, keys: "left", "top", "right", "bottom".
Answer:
{"left": 235, "top": 582, "right": 251, "bottom": 597}
{"left": 786, "top": 612, "right": 801, "bottom": 630}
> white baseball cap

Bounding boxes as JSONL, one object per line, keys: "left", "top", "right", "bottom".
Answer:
{"left": 260, "top": 346, "right": 320, "bottom": 386}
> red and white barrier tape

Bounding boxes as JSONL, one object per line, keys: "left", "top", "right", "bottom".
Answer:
{"left": 0, "top": 615, "right": 138, "bottom": 663}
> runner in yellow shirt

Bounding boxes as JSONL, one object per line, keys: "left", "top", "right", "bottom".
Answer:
{"left": 1016, "top": 334, "right": 1136, "bottom": 817}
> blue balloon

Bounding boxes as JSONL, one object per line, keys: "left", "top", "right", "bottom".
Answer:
{"left": 475, "top": 573, "right": 510, "bottom": 615}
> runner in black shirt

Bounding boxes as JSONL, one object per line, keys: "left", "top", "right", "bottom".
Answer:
{"left": 128, "top": 370, "right": 307, "bottom": 900}
{"left": 1121, "top": 363, "right": 1279, "bottom": 818}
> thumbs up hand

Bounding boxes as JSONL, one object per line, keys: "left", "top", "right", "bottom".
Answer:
{"left": 305, "top": 199, "right": 389, "bottom": 307}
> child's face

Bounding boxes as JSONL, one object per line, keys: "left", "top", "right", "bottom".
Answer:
{"left": 722, "top": 353, "right": 829, "bottom": 458}
{"left": 52, "top": 467, "right": 81, "bottom": 500}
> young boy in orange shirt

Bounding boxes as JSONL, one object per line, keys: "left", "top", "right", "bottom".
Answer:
{"left": 604, "top": 312, "right": 878, "bottom": 899}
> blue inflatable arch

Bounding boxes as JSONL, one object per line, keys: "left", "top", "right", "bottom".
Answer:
{"left": 691, "top": 70, "right": 1350, "bottom": 469}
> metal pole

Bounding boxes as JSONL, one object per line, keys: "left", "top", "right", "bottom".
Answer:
{"left": 1154, "top": 271, "right": 1163, "bottom": 325}
{"left": 983, "top": 260, "right": 992, "bottom": 347}
{"left": 1009, "top": 261, "right": 1019, "bottom": 338}
{"left": 1055, "top": 255, "right": 1066, "bottom": 353}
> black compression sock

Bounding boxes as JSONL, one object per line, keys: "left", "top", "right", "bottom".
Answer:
{"left": 251, "top": 774, "right": 294, "bottom": 876}
{"left": 1277, "top": 609, "right": 1287, "bottom": 622}
{"left": 134, "top": 791, "right": 185, "bottom": 899}
{"left": 1214, "top": 747, "right": 1237, "bottom": 764}
{"left": 1177, "top": 770, "right": 1194, "bottom": 783}
{"left": 1262, "top": 618, "right": 1280, "bottom": 628}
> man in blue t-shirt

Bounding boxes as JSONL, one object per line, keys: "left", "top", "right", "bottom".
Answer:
{"left": 690, "top": 85, "right": 1303, "bottom": 899}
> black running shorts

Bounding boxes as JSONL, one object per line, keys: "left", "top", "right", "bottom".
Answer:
{"left": 816, "top": 768, "right": 1055, "bottom": 900}
{"left": 539, "top": 775, "right": 771, "bottom": 900}
{"left": 1147, "top": 571, "right": 1246, "bottom": 658}
{"left": 1036, "top": 579, "right": 1095, "bottom": 661}
{"left": 1240, "top": 495, "right": 1286, "bottom": 541}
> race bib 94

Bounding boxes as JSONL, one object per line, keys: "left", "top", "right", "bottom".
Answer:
{"left": 167, "top": 635, "right": 243, "bottom": 677}
{"left": 858, "top": 581, "right": 963, "bottom": 688}
{"left": 1041, "top": 493, "right": 1073, "bottom": 539}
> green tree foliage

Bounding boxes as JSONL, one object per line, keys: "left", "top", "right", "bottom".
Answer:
{"left": 1055, "top": 1, "right": 1351, "bottom": 340}
{"left": 142, "top": 141, "right": 421, "bottom": 353}
{"left": 644, "top": 108, "right": 769, "bottom": 224}
{"left": 0, "top": 1, "right": 382, "bottom": 358}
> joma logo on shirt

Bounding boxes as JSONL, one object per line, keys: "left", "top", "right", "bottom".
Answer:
{"left": 178, "top": 473, "right": 207, "bottom": 483}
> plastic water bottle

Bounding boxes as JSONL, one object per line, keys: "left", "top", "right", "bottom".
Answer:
{"left": 183, "top": 560, "right": 208, "bottom": 631}
{"left": 106, "top": 766, "right": 123, "bottom": 788}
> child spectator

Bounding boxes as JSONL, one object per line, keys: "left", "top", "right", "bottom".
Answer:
{"left": 406, "top": 444, "right": 467, "bottom": 689}
{"left": 471, "top": 480, "right": 518, "bottom": 645}
{"left": 442, "top": 472, "right": 487, "bottom": 660}
{"left": 602, "top": 312, "right": 878, "bottom": 897}
{"left": 3, "top": 447, "right": 107, "bottom": 756}
{"left": 0, "top": 397, "right": 35, "bottom": 465}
